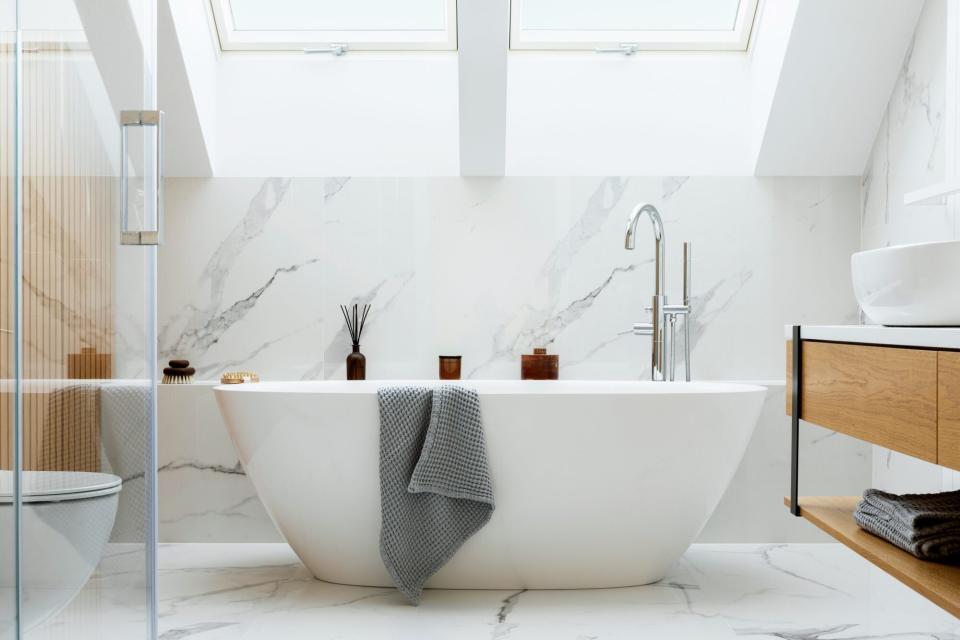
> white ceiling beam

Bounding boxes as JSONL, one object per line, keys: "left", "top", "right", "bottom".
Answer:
{"left": 457, "top": 0, "right": 509, "bottom": 176}
{"left": 75, "top": 0, "right": 217, "bottom": 178}
{"left": 73, "top": 0, "right": 153, "bottom": 179}
{"left": 74, "top": 0, "right": 150, "bottom": 114}
{"left": 753, "top": 0, "right": 924, "bottom": 176}
{"left": 160, "top": 0, "right": 217, "bottom": 177}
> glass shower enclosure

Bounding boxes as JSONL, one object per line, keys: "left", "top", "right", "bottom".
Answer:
{"left": 2, "top": 0, "right": 160, "bottom": 638}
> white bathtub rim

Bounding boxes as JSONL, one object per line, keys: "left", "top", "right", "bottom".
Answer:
{"left": 214, "top": 380, "right": 768, "bottom": 396}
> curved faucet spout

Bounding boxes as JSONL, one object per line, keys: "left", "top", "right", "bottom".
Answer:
{"left": 624, "top": 203, "right": 665, "bottom": 296}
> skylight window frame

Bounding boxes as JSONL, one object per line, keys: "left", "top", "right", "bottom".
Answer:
{"left": 509, "top": 0, "right": 760, "bottom": 53}
{"left": 210, "top": 0, "right": 458, "bottom": 52}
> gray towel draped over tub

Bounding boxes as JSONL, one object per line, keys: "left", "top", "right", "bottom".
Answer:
{"left": 378, "top": 385, "right": 494, "bottom": 604}
{"left": 854, "top": 488, "right": 960, "bottom": 561}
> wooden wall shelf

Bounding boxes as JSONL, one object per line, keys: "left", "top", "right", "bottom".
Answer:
{"left": 785, "top": 496, "right": 960, "bottom": 619}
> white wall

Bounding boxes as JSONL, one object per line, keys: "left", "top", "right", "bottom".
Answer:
{"left": 215, "top": 54, "right": 460, "bottom": 176}
{"left": 213, "top": 50, "right": 755, "bottom": 177}
{"left": 505, "top": 53, "right": 754, "bottom": 176}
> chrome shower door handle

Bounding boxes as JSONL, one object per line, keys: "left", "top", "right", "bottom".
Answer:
{"left": 120, "top": 110, "right": 164, "bottom": 246}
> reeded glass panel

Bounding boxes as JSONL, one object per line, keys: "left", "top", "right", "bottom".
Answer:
{"left": 228, "top": 0, "right": 448, "bottom": 32}
{"left": 0, "top": 0, "right": 18, "bottom": 638}
{"left": 15, "top": 0, "right": 158, "bottom": 638}
{"left": 519, "top": 0, "right": 742, "bottom": 32}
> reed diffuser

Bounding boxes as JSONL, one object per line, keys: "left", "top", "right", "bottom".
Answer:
{"left": 340, "top": 303, "right": 371, "bottom": 380}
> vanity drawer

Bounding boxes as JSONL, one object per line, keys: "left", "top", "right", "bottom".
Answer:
{"left": 787, "top": 341, "right": 938, "bottom": 463}
{"left": 938, "top": 351, "right": 960, "bottom": 471}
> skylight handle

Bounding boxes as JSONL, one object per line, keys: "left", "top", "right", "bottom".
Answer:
{"left": 595, "top": 43, "right": 639, "bottom": 56}
{"left": 304, "top": 44, "right": 349, "bottom": 56}
{"left": 120, "top": 110, "right": 164, "bottom": 246}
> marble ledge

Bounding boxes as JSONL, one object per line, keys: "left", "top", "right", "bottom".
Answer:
{"left": 785, "top": 324, "right": 960, "bottom": 350}
{"left": 164, "top": 379, "right": 786, "bottom": 387}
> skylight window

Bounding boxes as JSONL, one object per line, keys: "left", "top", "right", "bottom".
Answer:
{"left": 510, "top": 0, "right": 759, "bottom": 52}
{"left": 210, "top": 0, "right": 457, "bottom": 52}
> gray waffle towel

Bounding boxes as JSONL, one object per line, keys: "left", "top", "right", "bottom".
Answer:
{"left": 854, "top": 488, "right": 960, "bottom": 561}
{"left": 378, "top": 385, "right": 494, "bottom": 604}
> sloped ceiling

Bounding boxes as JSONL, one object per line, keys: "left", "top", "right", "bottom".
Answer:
{"left": 754, "top": 0, "right": 925, "bottom": 176}
{"left": 151, "top": 0, "right": 927, "bottom": 177}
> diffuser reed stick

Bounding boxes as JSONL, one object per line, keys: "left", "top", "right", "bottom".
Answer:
{"left": 340, "top": 303, "right": 371, "bottom": 380}
{"left": 340, "top": 303, "right": 370, "bottom": 344}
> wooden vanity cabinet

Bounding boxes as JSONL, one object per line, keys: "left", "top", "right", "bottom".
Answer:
{"left": 785, "top": 332, "right": 960, "bottom": 617}
{"left": 787, "top": 340, "right": 958, "bottom": 470}
{"left": 938, "top": 350, "right": 960, "bottom": 471}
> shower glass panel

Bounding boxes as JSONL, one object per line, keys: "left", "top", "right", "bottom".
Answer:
{"left": 10, "top": 0, "right": 159, "bottom": 638}
{"left": 1, "top": 1, "right": 18, "bottom": 638}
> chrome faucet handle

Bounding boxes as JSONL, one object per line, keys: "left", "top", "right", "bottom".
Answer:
{"left": 632, "top": 322, "right": 654, "bottom": 336}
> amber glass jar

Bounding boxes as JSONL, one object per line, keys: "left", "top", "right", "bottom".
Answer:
{"left": 439, "top": 355, "right": 462, "bottom": 380}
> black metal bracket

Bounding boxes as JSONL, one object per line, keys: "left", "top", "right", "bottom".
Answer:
{"left": 790, "top": 325, "right": 802, "bottom": 516}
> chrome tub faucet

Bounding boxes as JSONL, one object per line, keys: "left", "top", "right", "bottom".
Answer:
{"left": 625, "top": 203, "right": 692, "bottom": 382}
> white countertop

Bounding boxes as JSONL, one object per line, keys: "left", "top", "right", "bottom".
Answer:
{"left": 784, "top": 325, "right": 960, "bottom": 349}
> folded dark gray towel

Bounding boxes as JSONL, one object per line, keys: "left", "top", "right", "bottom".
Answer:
{"left": 378, "top": 385, "right": 494, "bottom": 604}
{"left": 854, "top": 489, "right": 960, "bottom": 561}
{"left": 862, "top": 488, "right": 960, "bottom": 531}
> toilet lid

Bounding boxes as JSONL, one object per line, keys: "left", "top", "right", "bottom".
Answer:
{"left": 0, "top": 470, "right": 122, "bottom": 503}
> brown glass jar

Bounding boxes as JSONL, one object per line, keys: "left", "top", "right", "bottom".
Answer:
{"left": 439, "top": 355, "right": 462, "bottom": 380}
{"left": 521, "top": 347, "right": 559, "bottom": 380}
{"left": 346, "top": 343, "right": 366, "bottom": 380}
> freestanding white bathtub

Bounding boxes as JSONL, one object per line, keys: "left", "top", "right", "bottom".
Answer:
{"left": 215, "top": 380, "right": 766, "bottom": 589}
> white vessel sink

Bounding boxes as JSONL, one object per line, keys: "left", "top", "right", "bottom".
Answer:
{"left": 851, "top": 240, "right": 960, "bottom": 326}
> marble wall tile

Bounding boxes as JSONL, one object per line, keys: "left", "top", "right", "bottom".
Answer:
{"left": 158, "top": 384, "right": 277, "bottom": 542}
{"left": 156, "top": 175, "right": 863, "bottom": 542}
{"left": 859, "top": 0, "right": 960, "bottom": 493}
{"left": 160, "top": 176, "right": 859, "bottom": 382}
{"left": 861, "top": 0, "right": 952, "bottom": 252}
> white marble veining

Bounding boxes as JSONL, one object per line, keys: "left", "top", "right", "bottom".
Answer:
{"left": 29, "top": 543, "right": 960, "bottom": 639}
{"left": 158, "top": 385, "right": 276, "bottom": 542}
{"left": 155, "top": 175, "right": 865, "bottom": 543}
{"left": 859, "top": 0, "right": 960, "bottom": 494}
{"left": 861, "top": 0, "right": 952, "bottom": 252}
{"left": 160, "top": 176, "right": 860, "bottom": 382}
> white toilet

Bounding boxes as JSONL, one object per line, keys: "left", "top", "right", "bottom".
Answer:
{"left": 0, "top": 470, "right": 121, "bottom": 631}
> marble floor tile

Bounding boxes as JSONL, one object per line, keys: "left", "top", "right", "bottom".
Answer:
{"left": 34, "top": 543, "right": 958, "bottom": 639}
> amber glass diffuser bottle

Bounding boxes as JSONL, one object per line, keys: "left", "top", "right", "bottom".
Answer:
{"left": 340, "top": 303, "right": 371, "bottom": 381}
